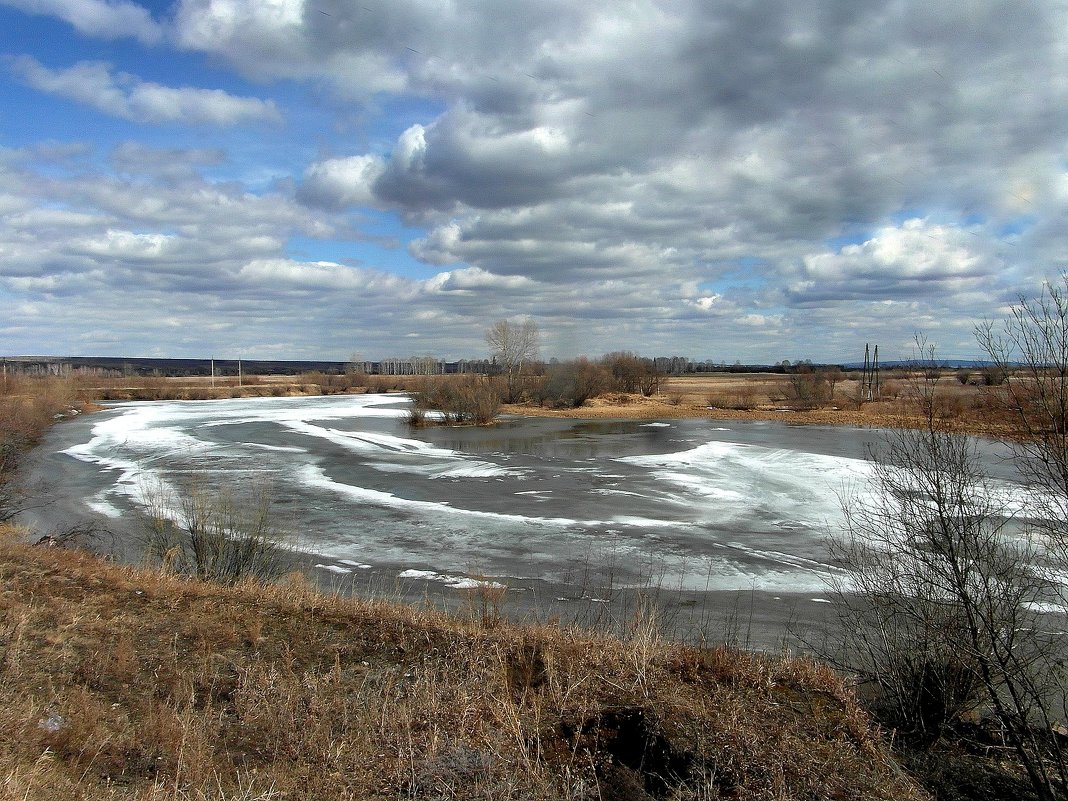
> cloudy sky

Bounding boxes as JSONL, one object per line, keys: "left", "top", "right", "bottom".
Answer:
{"left": 1, "top": 0, "right": 1066, "bottom": 363}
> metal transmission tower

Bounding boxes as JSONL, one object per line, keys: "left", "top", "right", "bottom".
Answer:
{"left": 862, "top": 344, "right": 880, "bottom": 402}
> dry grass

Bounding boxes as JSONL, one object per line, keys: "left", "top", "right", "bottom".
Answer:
{"left": 70, "top": 372, "right": 459, "bottom": 402}
{"left": 1, "top": 375, "right": 91, "bottom": 523}
{"left": 0, "top": 535, "right": 927, "bottom": 801}
{"left": 501, "top": 373, "right": 1016, "bottom": 439}
{"left": 0, "top": 374, "right": 82, "bottom": 441}
{"left": 3, "top": 370, "right": 1012, "bottom": 439}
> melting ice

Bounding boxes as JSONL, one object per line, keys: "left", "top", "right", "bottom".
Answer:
{"left": 45, "top": 393, "right": 1019, "bottom": 600}
{"left": 47, "top": 394, "right": 879, "bottom": 596}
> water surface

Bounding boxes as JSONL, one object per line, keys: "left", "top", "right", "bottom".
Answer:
{"left": 26, "top": 393, "right": 1008, "bottom": 645}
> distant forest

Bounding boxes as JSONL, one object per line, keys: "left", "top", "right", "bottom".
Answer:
{"left": 2, "top": 354, "right": 994, "bottom": 379}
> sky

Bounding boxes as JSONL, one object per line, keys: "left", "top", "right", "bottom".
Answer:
{"left": 1, "top": 0, "right": 1066, "bottom": 363}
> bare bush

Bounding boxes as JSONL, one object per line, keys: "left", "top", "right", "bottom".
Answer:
{"left": 142, "top": 480, "right": 289, "bottom": 583}
{"left": 706, "top": 387, "right": 758, "bottom": 410}
{"left": 535, "top": 359, "right": 610, "bottom": 408}
{"left": 601, "top": 352, "right": 663, "bottom": 396}
{"left": 410, "top": 376, "right": 501, "bottom": 425}
{"left": 879, "top": 379, "right": 902, "bottom": 399}
{"left": 980, "top": 365, "right": 1008, "bottom": 386}
{"left": 978, "top": 277, "right": 1068, "bottom": 524}
{"left": 784, "top": 366, "right": 832, "bottom": 410}
{"left": 830, "top": 339, "right": 1068, "bottom": 798}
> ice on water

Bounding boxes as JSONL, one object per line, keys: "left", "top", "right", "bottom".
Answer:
{"left": 56, "top": 394, "right": 923, "bottom": 595}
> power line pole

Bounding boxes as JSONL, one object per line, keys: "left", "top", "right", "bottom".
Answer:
{"left": 862, "top": 344, "right": 880, "bottom": 401}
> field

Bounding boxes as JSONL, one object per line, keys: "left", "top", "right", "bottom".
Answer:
{"left": 504, "top": 371, "right": 1004, "bottom": 436}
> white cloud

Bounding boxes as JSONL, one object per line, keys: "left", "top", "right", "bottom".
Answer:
{"left": 9, "top": 57, "right": 282, "bottom": 125}
{"left": 425, "top": 266, "right": 534, "bottom": 293}
{"left": 794, "top": 219, "right": 998, "bottom": 302}
{"left": 297, "top": 155, "right": 386, "bottom": 209}
{"left": 689, "top": 296, "right": 719, "bottom": 311}
{"left": 238, "top": 258, "right": 416, "bottom": 296}
{"left": 175, "top": 0, "right": 304, "bottom": 50}
{"left": 72, "top": 229, "right": 175, "bottom": 260}
{"left": 0, "top": 0, "right": 161, "bottom": 43}
{"left": 409, "top": 221, "right": 462, "bottom": 265}
{"left": 8, "top": 1, "right": 1068, "bottom": 360}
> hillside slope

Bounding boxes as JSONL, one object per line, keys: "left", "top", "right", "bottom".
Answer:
{"left": 0, "top": 536, "right": 926, "bottom": 801}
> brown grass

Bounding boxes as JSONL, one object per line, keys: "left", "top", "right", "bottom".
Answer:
{"left": 0, "top": 534, "right": 926, "bottom": 801}
{"left": 502, "top": 373, "right": 1016, "bottom": 438}
{"left": 2, "top": 370, "right": 1016, "bottom": 440}
{"left": 1, "top": 375, "right": 93, "bottom": 523}
{"left": 72, "top": 372, "right": 452, "bottom": 402}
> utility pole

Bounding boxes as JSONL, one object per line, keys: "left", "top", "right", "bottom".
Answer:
{"left": 861, "top": 344, "right": 880, "bottom": 401}
{"left": 873, "top": 344, "right": 880, "bottom": 399}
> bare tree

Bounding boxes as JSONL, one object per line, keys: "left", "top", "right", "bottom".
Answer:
{"left": 822, "top": 367, "right": 842, "bottom": 404}
{"left": 977, "top": 275, "right": 1068, "bottom": 529}
{"left": 485, "top": 318, "right": 540, "bottom": 402}
{"left": 784, "top": 365, "right": 831, "bottom": 410}
{"left": 410, "top": 355, "right": 442, "bottom": 376}
{"left": 830, "top": 340, "right": 1068, "bottom": 798}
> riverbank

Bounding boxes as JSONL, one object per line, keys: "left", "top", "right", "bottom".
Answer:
{"left": 504, "top": 372, "right": 1009, "bottom": 438}
{"left": 505, "top": 394, "right": 890, "bottom": 426}
{"left": 0, "top": 532, "right": 926, "bottom": 801}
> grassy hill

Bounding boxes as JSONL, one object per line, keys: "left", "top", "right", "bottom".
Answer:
{"left": 0, "top": 534, "right": 926, "bottom": 801}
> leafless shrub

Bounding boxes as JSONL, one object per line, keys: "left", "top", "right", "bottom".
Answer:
{"left": 706, "top": 387, "right": 758, "bottom": 410}
{"left": 411, "top": 376, "right": 501, "bottom": 425}
{"left": 784, "top": 367, "right": 832, "bottom": 410}
{"left": 829, "top": 337, "right": 1068, "bottom": 798}
{"left": 600, "top": 352, "right": 663, "bottom": 396}
{"left": 534, "top": 359, "right": 610, "bottom": 408}
{"left": 979, "top": 365, "right": 1008, "bottom": 386}
{"left": 142, "top": 480, "right": 289, "bottom": 584}
{"left": 879, "top": 379, "right": 902, "bottom": 399}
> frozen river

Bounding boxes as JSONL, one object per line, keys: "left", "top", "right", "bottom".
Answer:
{"left": 23, "top": 393, "right": 1005, "bottom": 645}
